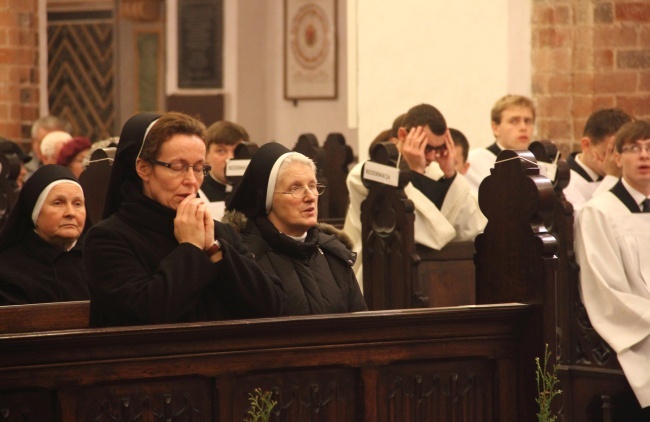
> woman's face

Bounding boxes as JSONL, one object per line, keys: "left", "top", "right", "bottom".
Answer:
{"left": 268, "top": 162, "right": 318, "bottom": 237}
{"left": 35, "top": 183, "right": 86, "bottom": 248}
{"left": 137, "top": 134, "right": 207, "bottom": 210}
{"left": 68, "top": 149, "right": 90, "bottom": 179}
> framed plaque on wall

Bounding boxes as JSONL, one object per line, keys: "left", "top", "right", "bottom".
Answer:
{"left": 177, "top": 0, "right": 223, "bottom": 89}
{"left": 284, "top": 0, "right": 337, "bottom": 100}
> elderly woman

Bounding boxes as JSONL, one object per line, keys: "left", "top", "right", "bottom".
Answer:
{"left": 0, "top": 165, "right": 88, "bottom": 305}
{"left": 83, "top": 112, "right": 285, "bottom": 326}
{"left": 224, "top": 142, "right": 367, "bottom": 315}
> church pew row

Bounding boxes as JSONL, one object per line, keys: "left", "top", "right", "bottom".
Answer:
{"left": 361, "top": 142, "right": 476, "bottom": 310}
{"left": 528, "top": 141, "right": 638, "bottom": 422}
{"left": 0, "top": 304, "right": 535, "bottom": 421}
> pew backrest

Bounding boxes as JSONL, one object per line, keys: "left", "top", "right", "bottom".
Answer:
{"left": 0, "top": 300, "right": 89, "bottom": 333}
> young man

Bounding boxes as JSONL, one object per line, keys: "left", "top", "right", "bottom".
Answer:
{"left": 575, "top": 120, "right": 650, "bottom": 412}
{"left": 450, "top": 128, "right": 470, "bottom": 176}
{"left": 344, "top": 104, "right": 486, "bottom": 284}
{"left": 563, "top": 108, "right": 632, "bottom": 211}
{"left": 465, "top": 95, "right": 535, "bottom": 196}
{"left": 199, "top": 121, "right": 249, "bottom": 220}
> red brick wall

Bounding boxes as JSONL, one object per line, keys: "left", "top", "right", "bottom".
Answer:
{"left": 0, "top": 0, "right": 39, "bottom": 144}
{"left": 532, "top": 1, "right": 650, "bottom": 156}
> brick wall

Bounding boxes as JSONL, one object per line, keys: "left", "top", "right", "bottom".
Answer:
{"left": 532, "top": 1, "right": 650, "bottom": 156}
{"left": 0, "top": 0, "right": 39, "bottom": 145}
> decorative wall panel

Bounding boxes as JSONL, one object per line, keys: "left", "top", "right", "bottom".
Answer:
{"left": 48, "top": 11, "right": 115, "bottom": 140}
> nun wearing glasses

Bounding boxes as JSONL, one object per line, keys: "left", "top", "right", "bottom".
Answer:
{"left": 224, "top": 142, "right": 367, "bottom": 316}
{"left": 83, "top": 112, "right": 285, "bottom": 327}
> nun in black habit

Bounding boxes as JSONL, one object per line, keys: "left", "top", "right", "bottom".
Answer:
{"left": 83, "top": 112, "right": 285, "bottom": 326}
{"left": 223, "top": 142, "right": 367, "bottom": 315}
{"left": 0, "top": 164, "right": 88, "bottom": 305}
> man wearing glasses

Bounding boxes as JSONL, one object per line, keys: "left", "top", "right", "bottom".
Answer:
{"left": 575, "top": 120, "right": 650, "bottom": 414}
{"left": 344, "top": 103, "right": 486, "bottom": 285}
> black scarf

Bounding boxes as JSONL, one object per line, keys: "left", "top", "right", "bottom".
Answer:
{"left": 254, "top": 216, "right": 319, "bottom": 260}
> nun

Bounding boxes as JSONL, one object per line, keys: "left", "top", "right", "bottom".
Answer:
{"left": 0, "top": 165, "right": 88, "bottom": 305}
{"left": 83, "top": 112, "right": 285, "bottom": 327}
{"left": 224, "top": 142, "right": 367, "bottom": 315}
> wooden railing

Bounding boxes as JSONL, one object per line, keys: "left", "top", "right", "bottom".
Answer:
{"left": 0, "top": 304, "right": 535, "bottom": 421}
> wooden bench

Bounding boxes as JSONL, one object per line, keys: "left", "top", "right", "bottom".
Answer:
{"left": 79, "top": 146, "right": 116, "bottom": 227}
{"left": 360, "top": 141, "right": 475, "bottom": 310}
{"left": 323, "top": 132, "right": 354, "bottom": 219}
{"left": 0, "top": 304, "right": 537, "bottom": 421}
{"left": 0, "top": 148, "right": 561, "bottom": 421}
{"left": 529, "top": 140, "right": 641, "bottom": 421}
{"left": 0, "top": 300, "right": 89, "bottom": 333}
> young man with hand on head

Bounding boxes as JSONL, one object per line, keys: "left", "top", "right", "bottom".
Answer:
{"left": 465, "top": 95, "right": 535, "bottom": 196}
{"left": 563, "top": 108, "right": 632, "bottom": 211}
{"left": 344, "top": 103, "right": 486, "bottom": 284}
{"left": 575, "top": 120, "right": 650, "bottom": 416}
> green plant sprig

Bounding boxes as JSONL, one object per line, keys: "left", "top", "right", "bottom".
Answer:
{"left": 245, "top": 388, "right": 277, "bottom": 422}
{"left": 535, "top": 344, "right": 562, "bottom": 422}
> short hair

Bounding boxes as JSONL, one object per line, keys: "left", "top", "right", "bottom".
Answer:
{"left": 205, "top": 120, "right": 250, "bottom": 148}
{"left": 491, "top": 95, "right": 536, "bottom": 125}
{"left": 401, "top": 104, "right": 447, "bottom": 136}
{"left": 40, "top": 131, "right": 72, "bottom": 159}
{"left": 583, "top": 108, "right": 633, "bottom": 145}
{"left": 615, "top": 120, "right": 650, "bottom": 153}
{"left": 390, "top": 113, "right": 406, "bottom": 138}
{"left": 139, "top": 112, "right": 206, "bottom": 163}
{"left": 449, "top": 128, "right": 469, "bottom": 162}
{"left": 275, "top": 153, "right": 316, "bottom": 189}
{"left": 31, "top": 115, "right": 73, "bottom": 141}
{"left": 56, "top": 136, "right": 92, "bottom": 167}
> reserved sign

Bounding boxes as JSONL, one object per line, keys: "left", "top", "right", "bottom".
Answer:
{"left": 363, "top": 161, "right": 400, "bottom": 187}
{"left": 226, "top": 159, "right": 251, "bottom": 177}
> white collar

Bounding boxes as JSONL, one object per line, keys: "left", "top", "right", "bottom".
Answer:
{"left": 575, "top": 154, "right": 600, "bottom": 182}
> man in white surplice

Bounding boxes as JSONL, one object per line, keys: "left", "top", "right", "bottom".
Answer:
{"left": 563, "top": 108, "right": 632, "bottom": 212}
{"left": 344, "top": 104, "right": 486, "bottom": 286}
{"left": 575, "top": 120, "right": 650, "bottom": 410}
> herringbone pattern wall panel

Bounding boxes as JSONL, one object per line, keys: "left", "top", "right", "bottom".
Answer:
{"left": 48, "top": 20, "right": 115, "bottom": 140}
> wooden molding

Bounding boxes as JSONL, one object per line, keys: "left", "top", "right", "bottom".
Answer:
{"left": 119, "top": 0, "right": 163, "bottom": 23}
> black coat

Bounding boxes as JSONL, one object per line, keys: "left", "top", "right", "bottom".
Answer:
{"left": 0, "top": 231, "right": 88, "bottom": 305}
{"left": 224, "top": 212, "right": 367, "bottom": 315}
{"left": 84, "top": 181, "right": 286, "bottom": 326}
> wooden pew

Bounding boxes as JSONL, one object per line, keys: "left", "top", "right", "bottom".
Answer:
{"left": 323, "top": 132, "right": 354, "bottom": 220}
{"left": 0, "top": 301, "right": 89, "bottom": 334}
{"left": 360, "top": 142, "right": 475, "bottom": 310}
{"left": 529, "top": 140, "right": 641, "bottom": 421}
{"left": 0, "top": 304, "right": 536, "bottom": 421}
{"left": 78, "top": 147, "right": 116, "bottom": 227}
{"left": 0, "top": 147, "right": 569, "bottom": 421}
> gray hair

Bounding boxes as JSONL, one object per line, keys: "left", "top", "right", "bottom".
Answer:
{"left": 275, "top": 153, "right": 317, "bottom": 189}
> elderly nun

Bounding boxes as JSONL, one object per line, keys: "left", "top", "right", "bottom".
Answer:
{"left": 224, "top": 142, "right": 367, "bottom": 315}
{"left": 0, "top": 165, "right": 88, "bottom": 305}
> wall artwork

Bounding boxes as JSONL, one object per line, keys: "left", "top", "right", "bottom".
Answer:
{"left": 284, "top": 0, "right": 337, "bottom": 100}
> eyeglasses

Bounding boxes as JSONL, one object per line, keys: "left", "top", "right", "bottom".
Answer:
{"left": 276, "top": 183, "right": 326, "bottom": 199}
{"left": 424, "top": 144, "right": 447, "bottom": 154}
{"left": 621, "top": 143, "right": 650, "bottom": 154}
{"left": 151, "top": 160, "right": 212, "bottom": 176}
